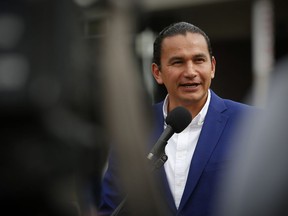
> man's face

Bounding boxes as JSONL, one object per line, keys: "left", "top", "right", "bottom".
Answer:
{"left": 152, "top": 32, "right": 216, "bottom": 111}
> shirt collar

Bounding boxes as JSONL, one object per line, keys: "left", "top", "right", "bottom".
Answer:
{"left": 163, "top": 89, "right": 211, "bottom": 126}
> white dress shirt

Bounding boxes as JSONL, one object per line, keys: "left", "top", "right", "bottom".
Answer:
{"left": 162, "top": 90, "right": 211, "bottom": 209}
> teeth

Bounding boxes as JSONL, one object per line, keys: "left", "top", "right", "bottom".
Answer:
{"left": 181, "top": 83, "right": 198, "bottom": 88}
{"left": 184, "top": 84, "right": 197, "bottom": 86}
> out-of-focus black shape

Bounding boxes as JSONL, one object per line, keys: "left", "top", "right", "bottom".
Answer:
{"left": 0, "top": 0, "right": 109, "bottom": 215}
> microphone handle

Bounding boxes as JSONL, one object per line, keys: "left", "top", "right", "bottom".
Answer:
{"left": 147, "top": 125, "right": 174, "bottom": 160}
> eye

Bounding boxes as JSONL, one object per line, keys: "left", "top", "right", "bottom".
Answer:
{"left": 171, "top": 60, "right": 183, "bottom": 65}
{"left": 194, "top": 57, "right": 206, "bottom": 64}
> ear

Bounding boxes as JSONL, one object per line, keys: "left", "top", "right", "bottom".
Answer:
{"left": 152, "top": 63, "right": 164, "bottom": 84}
{"left": 211, "top": 56, "right": 216, "bottom": 79}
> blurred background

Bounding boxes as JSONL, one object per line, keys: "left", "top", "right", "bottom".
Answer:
{"left": 0, "top": 0, "right": 287, "bottom": 215}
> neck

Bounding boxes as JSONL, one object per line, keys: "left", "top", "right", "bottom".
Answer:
{"left": 167, "top": 94, "right": 208, "bottom": 119}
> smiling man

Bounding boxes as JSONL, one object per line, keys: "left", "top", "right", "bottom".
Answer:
{"left": 152, "top": 26, "right": 216, "bottom": 118}
{"left": 98, "top": 22, "right": 254, "bottom": 216}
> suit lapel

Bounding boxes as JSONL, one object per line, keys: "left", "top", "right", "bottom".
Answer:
{"left": 178, "top": 91, "right": 229, "bottom": 211}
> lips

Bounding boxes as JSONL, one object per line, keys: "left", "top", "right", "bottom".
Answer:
{"left": 179, "top": 83, "right": 200, "bottom": 88}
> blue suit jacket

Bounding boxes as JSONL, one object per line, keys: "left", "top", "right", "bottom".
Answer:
{"left": 99, "top": 90, "right": 253, "bottom": 216}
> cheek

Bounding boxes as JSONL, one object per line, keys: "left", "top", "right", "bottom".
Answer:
{"left": 166, "top": 69, "right": 182, "bottom": 80}
{"left": 162, "top": 67, "right": 183, "bottom": 85}
{"left": 202, "top": 67, "right": 215, "bottom": 80}
{"left": 161, "top": 76, "right": 169, "bottom": 86}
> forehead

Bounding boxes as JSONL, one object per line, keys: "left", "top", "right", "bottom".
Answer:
{"left": 161, "top": 32, "right": 209, "bottom": 54}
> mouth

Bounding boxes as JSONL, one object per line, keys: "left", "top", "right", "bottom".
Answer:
{"left": 179, "top": 83, "right": 200, "bottom": 88}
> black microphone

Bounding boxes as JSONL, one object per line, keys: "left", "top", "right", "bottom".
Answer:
{"left": 147, "top": 106, "right": 192, "bottom": 161}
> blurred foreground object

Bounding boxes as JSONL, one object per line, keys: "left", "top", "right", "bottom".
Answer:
{"left": 98, "top": 0, "right": 170, "bottom": 215}
{"left": 0, "top": 0, "right": 108, "bottom": 215}
{"left": 215, "top": 56, "right": 288, "bottom": 216}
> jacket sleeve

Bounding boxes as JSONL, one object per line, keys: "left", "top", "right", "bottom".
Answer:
{"left": 97, "top": 145, "right": 124, "bottom": 216}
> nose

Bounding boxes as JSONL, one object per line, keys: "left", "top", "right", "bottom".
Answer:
{"left": 184, "top": 61, "right": 197, "bottom": 77}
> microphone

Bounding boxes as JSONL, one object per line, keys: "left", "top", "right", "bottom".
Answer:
{"left": 147, "top": 106, "right": 192, "bottom": 161}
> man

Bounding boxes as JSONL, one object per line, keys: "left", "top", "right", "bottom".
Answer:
{"left": 98, "top": 22, "right": 253, "bottom": 216}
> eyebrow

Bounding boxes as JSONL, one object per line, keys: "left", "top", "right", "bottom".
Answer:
{"left": 168, "top": 53, "right": 208, "bottom": 63}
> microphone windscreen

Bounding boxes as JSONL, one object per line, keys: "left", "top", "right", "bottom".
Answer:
{"left": 165, "top": 106, "right": 192, "bottom": 133}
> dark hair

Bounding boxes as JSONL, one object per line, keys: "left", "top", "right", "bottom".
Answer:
{"left": 152, "top": 22, "right": 213, "bottom": 67}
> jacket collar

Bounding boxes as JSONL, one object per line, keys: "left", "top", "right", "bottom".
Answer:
{"left": 152, "top": 90, "right": 228, "bottom": 212}
{"left": 178, "top": 90, "right": 228, "bottom": 211}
